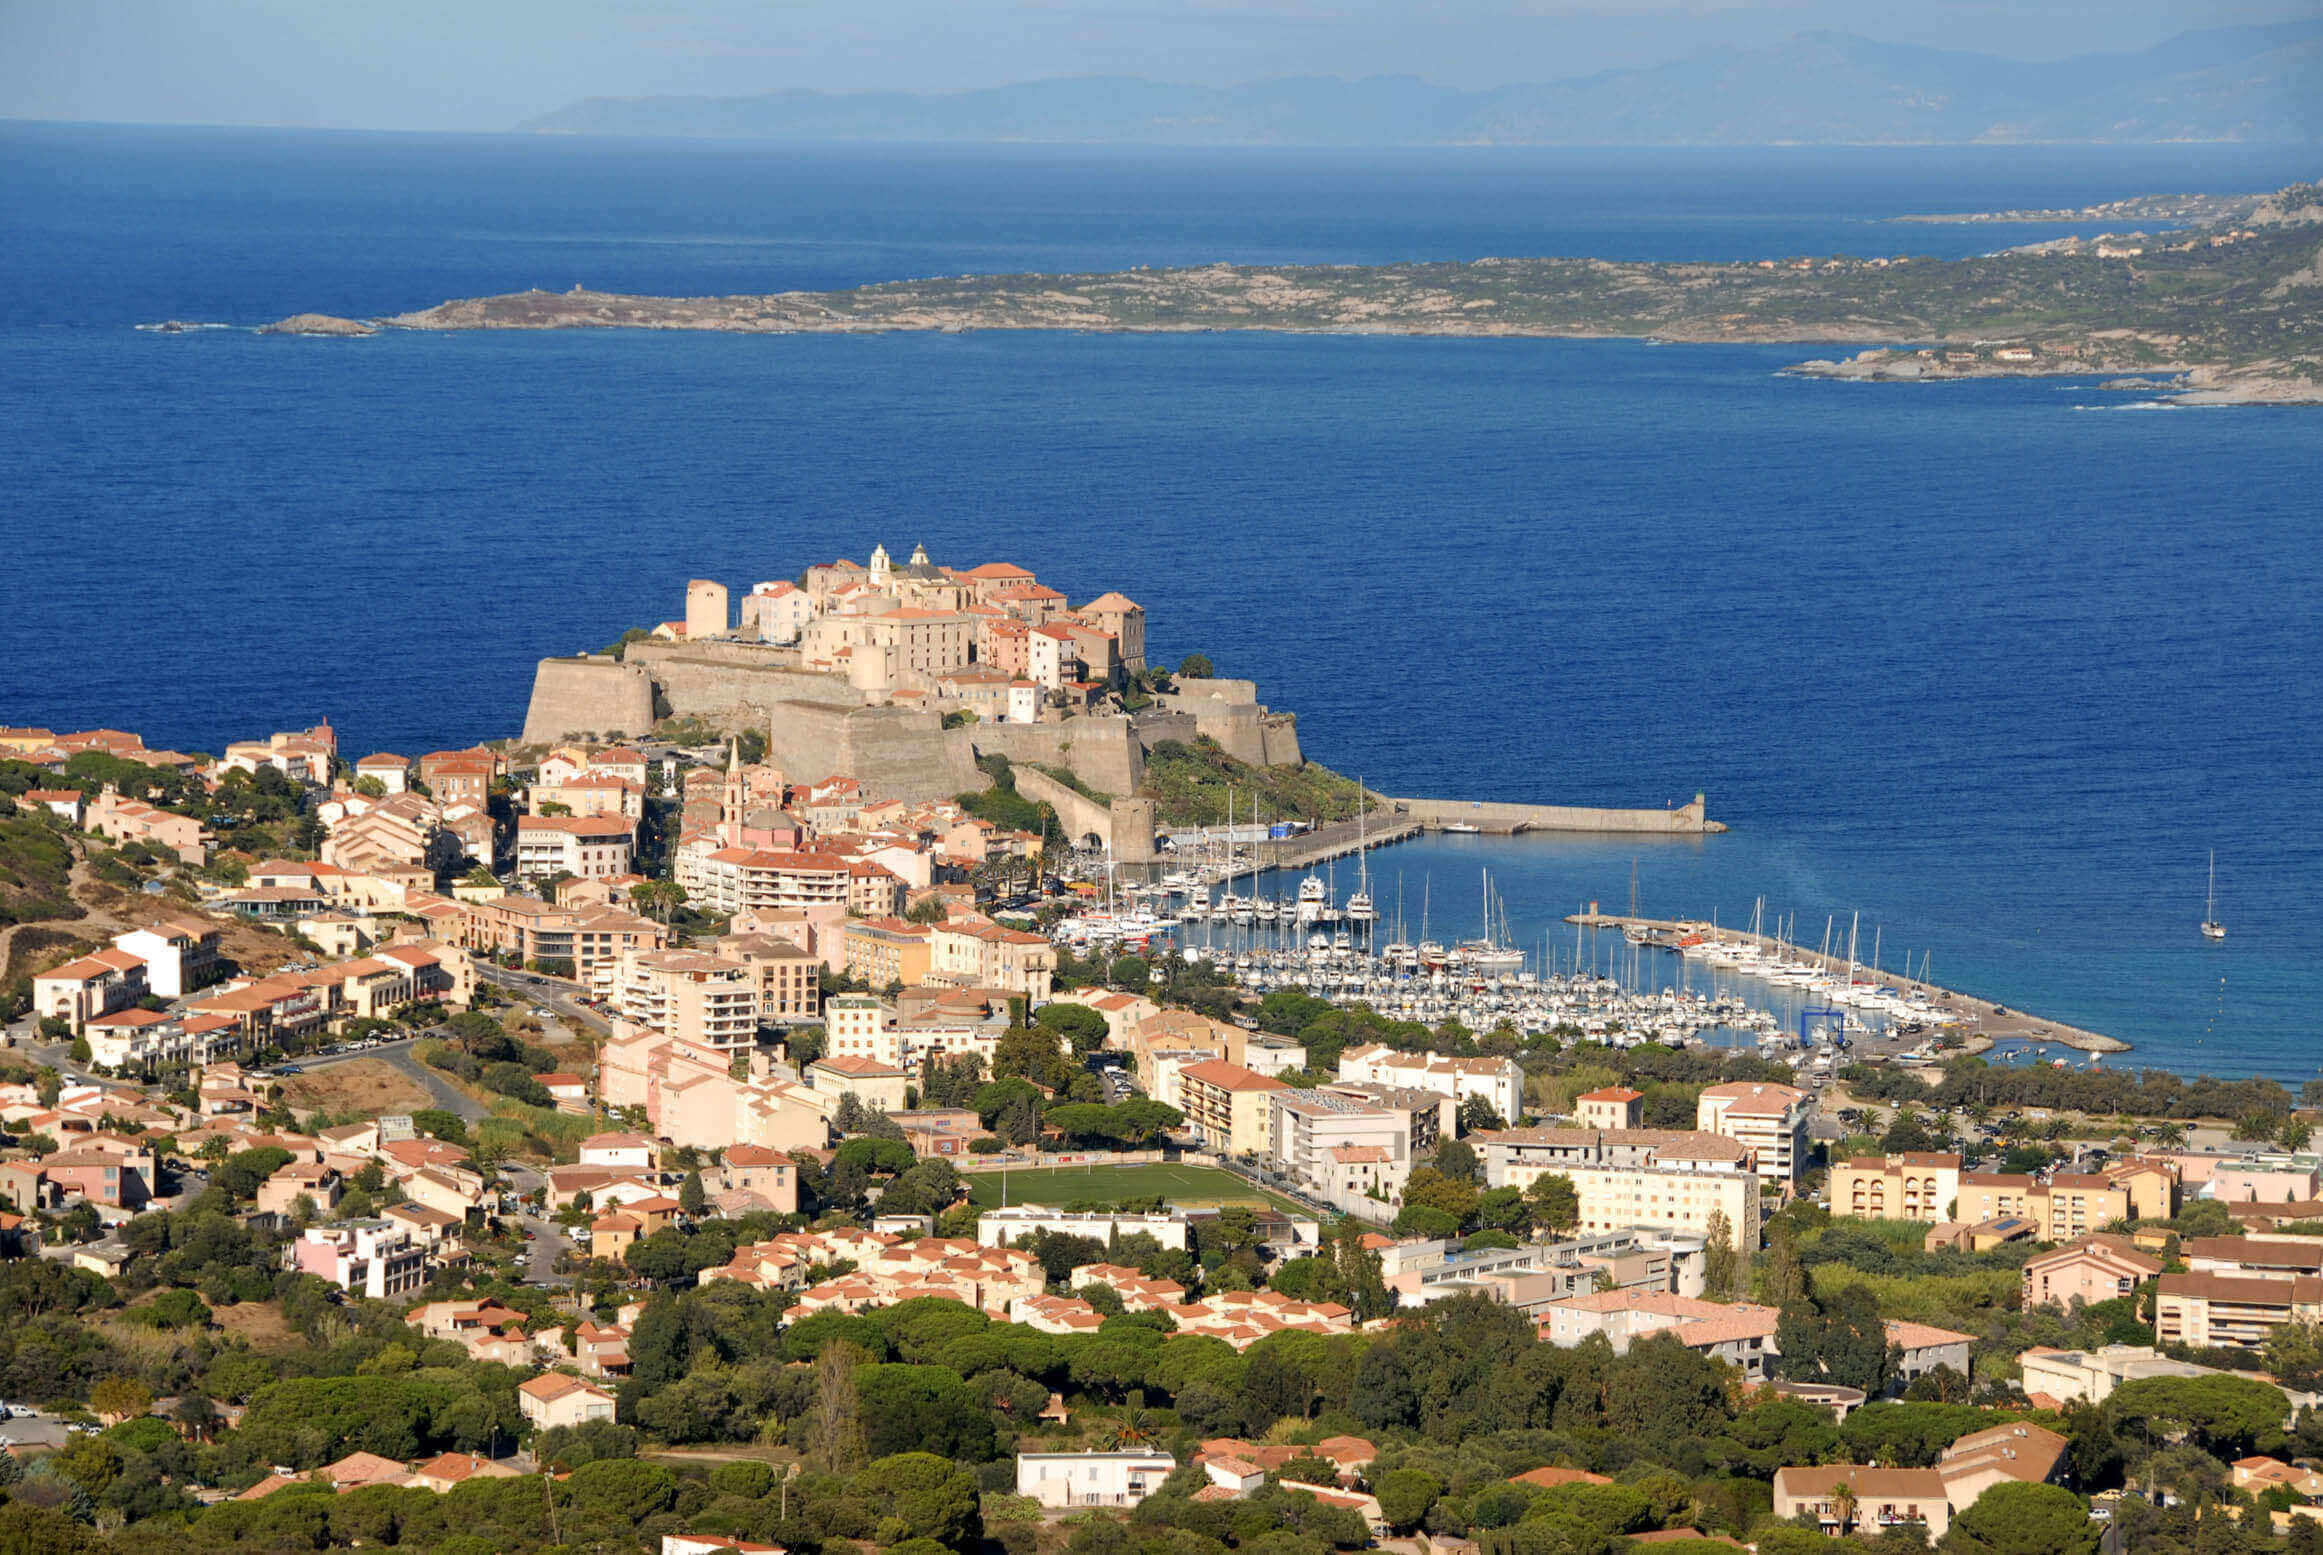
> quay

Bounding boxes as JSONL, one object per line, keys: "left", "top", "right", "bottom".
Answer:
{"left": 1390, "top": 794, "right": 1725, "bottom": 836}
{"left": 1256, "top": 814, "right": 1420, "bottom": 871}
{"left": 1566, "top": 912, "right": 2132, "bottom": 1056}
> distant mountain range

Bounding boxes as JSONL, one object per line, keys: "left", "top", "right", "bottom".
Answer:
{"left": 523, "top": 22, "right": 2323, "bottom": 146}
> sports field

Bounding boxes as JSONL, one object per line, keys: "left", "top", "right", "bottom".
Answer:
{"left": 963, "top": 1161, "right": 1307, "bottom": 1214}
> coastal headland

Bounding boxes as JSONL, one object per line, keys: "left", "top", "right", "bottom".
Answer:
{"left": 1571, "top": 911, "right": 2134, "bottom": 1057}
{"left": 271, "top": 179, "right": 2323, "bottom": 405}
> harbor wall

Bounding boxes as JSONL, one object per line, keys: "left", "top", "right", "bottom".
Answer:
{"left": 1391, "top": 794, "right": 1725, "bottom": 835}
{"left": 519, "top": 657, "right": 657, "bottom": 744}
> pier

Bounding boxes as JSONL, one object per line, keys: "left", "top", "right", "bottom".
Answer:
{"left": 1565, "top": 913, "right": 2130, "bottom": 1055}
{"left": 1256, "top": 815, "right": 1421, "bottom": 870}
{"left": 1391, "top": 794, "right": 1725, "bottom": 835}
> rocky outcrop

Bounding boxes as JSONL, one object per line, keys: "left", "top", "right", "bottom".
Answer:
{"left": 260, "top": 313, "right": 377, "bottom": 337}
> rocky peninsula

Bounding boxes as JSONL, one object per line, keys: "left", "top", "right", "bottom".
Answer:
{"left": 306, "top": 179, "right": 2323, "bottom": 405}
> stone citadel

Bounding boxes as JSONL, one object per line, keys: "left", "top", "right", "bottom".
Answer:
{"left": 519, "top": 546, "right": 1303, "bottom": 852}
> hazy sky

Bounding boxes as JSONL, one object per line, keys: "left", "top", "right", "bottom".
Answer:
{"left": 3, "top": 0, "right": 2317, "bottom": 132}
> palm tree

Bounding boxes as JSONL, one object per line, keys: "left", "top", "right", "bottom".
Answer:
{"left": 1830, "top": 1481, "right": 1858, "bottom": 1534}
{"left": 1102, "top": 1408, "right": 1156, "bottom": 1449}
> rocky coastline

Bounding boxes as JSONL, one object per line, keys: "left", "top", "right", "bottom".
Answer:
{"left": 248, "top": 178, "right": 2323, "bottom": 406}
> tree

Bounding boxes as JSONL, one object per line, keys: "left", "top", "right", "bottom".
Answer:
{"left": 1777, "top": 1284, "right": 1897, "bottom": 1396}
{"left": 1401, "top": 1166, "right": 1479, "bottom": 1227}
{"left": 1884, "top": 1109, "right": 1939, "bottom": 1153}
{"left": 1433, "top": 1138, "right": 1481, "bottom": 1184}
{"left": 1178, "top": 653, "right": 1214, "bottom": 679}
{"left": 1940, "top": 1481, "right": 2098, "bottom": 1554}
{"left": 2107, "top": 1374, "right": 2287, "bottom": 1456}
{"left": 1526, "top": 1173, "right": 1580, "bottom": 1235}
{"left": 88, "top": 1377, "right": 151, "bottom": 1425}
{"left": 1376, "top": 1467, "right": 1442, "bottom": 1530}
{"left": 856, "top": 1451, "right": 982, "bottom": 1547}
{"left": 1458, "top": 1094, "right": 1506, "bottom": 1133}
{"left": 628, "top": 880, "right": 687, "bottom": 922}
{"left": 2232, "top": 1111, "right": 2281, "bottom": 1144}
{"left": 2283, "top": 1115, "right": 2317, "bottom": 1152}
{"left": 677, "top": 1169, "right": 707, "bottom": 1217}
{"left": 1034, "top": 1001, "right": 1111, "bottom": 1058}
{"left": 1701, "top": 1206, "right": 1742, "bottom": 1299}
{"left": 810, "top": 1341, "right": 867, "bottom": 1472}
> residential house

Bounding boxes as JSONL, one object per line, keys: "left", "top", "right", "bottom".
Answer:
{"left": 517, "top": 1373, "right": 618, "bottom": 1431}
{"left": 1016, "top": 1450, "right": 1176, "bottom": 1509}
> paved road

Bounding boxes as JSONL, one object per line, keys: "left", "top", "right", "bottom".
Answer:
{"left": 496, "top": 1164, "right": 574, "bottom": 1286}
{"left": 478, "top": 966, "right": 610, "bottom": 1036}
{"left": 300, "top": 1035, "right": 489, "bottom": 1124}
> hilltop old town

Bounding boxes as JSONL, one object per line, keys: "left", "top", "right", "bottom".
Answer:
{"left": 0, "top": 545, "right": 2319, "bottom": 1555}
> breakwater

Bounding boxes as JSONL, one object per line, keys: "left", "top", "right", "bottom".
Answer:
{"left": 1566, "top": 912, "right": 2131, "bottom": 1055}
{"left": 1391, "top": 794, "right": 1724, "bottom": 835}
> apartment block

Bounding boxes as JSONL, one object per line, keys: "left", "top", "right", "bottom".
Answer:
{"left": 1696, "top": 1081, "right": 1811, "bottom": 1185}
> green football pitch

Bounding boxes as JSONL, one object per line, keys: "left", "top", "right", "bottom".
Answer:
{"left": 963, "top": 1161, "right": 1307, "bottom": 1214}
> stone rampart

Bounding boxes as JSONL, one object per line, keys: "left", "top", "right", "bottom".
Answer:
{"left": 963, "top": 718, "right": 1144, "bottom": 797}
{"left": 1011, "top": 766, "right": 1116, "bottom": 847}
{"left": 1390, "top": 794, "right": 1724, "bottom": 835}
{"left": 765, "top": 701, "right": 978, "bottom": 801}
{"left": 520, "top": 658, "right": 658, "bottom": 745}
{"left": 628, "top": 641, "right": 853, "bottom": 730}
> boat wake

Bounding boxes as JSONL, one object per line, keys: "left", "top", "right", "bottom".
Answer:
{"left": 134, "top": 321, "right": 238, "bottom": 333}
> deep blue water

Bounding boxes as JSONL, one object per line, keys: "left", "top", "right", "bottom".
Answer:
{"left": 2, "top": 124, "right": 2318, "bottom": 1079}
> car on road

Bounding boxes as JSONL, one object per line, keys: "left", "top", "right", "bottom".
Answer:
{"left": 276, "top": 1065, "right": 303, "bottom": 1076}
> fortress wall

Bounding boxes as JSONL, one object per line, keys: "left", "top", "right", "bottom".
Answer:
{"left": 1165, "top": 677, "right": 1260, "bottom": 705}
{"left": 627, "top": 639, "right": 809, "bottom": 674}
{"left": 520, "top": 658, "right": 657, "bottom": 745}
{"left": 645, "top": 655, "right": 855, "bottom": 729}
{"left": 766, "top": 701, "right": 977, "bottom": 801}
{"left": 967, "top": 719, "right": 1144, "bottom": 797}
{"left": 1011, "top": 766, "right": 1117, "bottom": 846}
{"left": 1391, "top": 794, "right": 1723, "bottom": 835}
{"left": 765, "top": 701, "right": 862, "bottom": 786}
{"left": 843, "top": 707, "right": 980, "bottom": 801}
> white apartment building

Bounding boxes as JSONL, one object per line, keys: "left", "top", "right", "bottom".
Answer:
{"left": 1337, "top": 1043, "right": 1523, "bottom": 1126}
{"left": 1696, "top": 1081, "right": 1812, "bottom": 1185}
{"left": 290, "top": 1220, "right": 428, "bottom": 1300}
{"left": 1269, "top": 1089, "right": 1413, "bottom": 1218}
{"left": 825, "top": 993, "right": 902, "bottom": 1065}
{"left": 977, "top": 1206, "right": 1193, "bottom": 1252}
{"left": 515, "top": 814, "right": 636, "bottom": 882}
{"left": 111, "top": 918, "right": 223, "bottom": 998}
{"left": 1480, "top": 1126, "right": 1764, "bottom": 1250}
{"left": 1016, "top": 1451, "right": 1176, "bottom": 1510}
{"left": 614, "top": 948, "right": 761, "bottom": 1053}
{"left": 678, "top": 847, "right": 854, "bottom": 916}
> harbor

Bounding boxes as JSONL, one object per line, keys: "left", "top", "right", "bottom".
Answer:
{"left": 1567, "top": 912, "right": 2132, "bottom": 1056}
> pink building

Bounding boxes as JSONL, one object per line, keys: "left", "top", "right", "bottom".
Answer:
{"left": 2020, "top": 1236, "right": 2162, "bottom": 1310}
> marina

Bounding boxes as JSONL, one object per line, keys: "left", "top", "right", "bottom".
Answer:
{"left": 1048, "top": 821, "right": 2135, "bottom": 1072}
{"left": 1569, "top": 911, "right": 2132, "bottom": 1057}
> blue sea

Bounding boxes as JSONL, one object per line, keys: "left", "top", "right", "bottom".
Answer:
{"left": 3, "top": 124, "right": 2318, "bottom": 1079}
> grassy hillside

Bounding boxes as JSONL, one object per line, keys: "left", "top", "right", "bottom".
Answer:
{"left": 1138, "top": 738, "right": 1378, "bottom": 827}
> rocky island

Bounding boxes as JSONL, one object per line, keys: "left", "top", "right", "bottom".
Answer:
{"left": 288, "top": 179, "right": 2323, "bottom": 404}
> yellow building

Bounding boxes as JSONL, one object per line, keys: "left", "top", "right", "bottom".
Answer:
{"left": 1830, "top": 1153, "right": 1964, "bottom": 1223}
{"left": 1177, "top": 1059, "right": 1289, "bottom": 1159}
{"left": 843, "top": 918, "right": 932, "bottom": 990}
{"left": 1955, "top": 1173, "right": 2130, "bottom": 1240}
